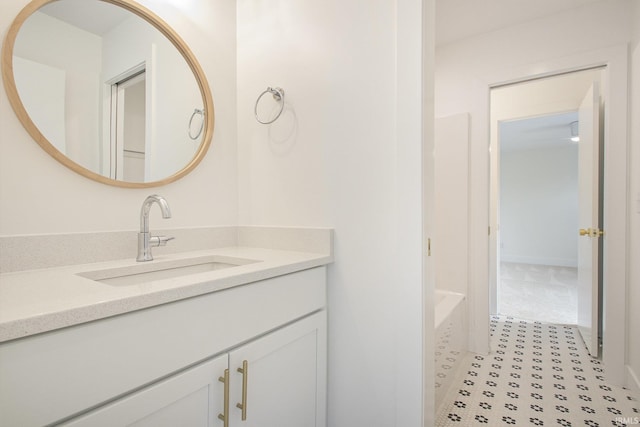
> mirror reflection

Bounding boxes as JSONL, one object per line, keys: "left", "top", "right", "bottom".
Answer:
{"left": 9, "top": 0, "right": 211, "bottom": 185}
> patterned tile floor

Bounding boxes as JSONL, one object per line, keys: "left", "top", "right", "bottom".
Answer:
{"left": 437, "top": 315, "right": 639, "bottom": 426}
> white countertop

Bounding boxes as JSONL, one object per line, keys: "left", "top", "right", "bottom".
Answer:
{"left": 0, "top": 246, "right": 332, "bottom": 343}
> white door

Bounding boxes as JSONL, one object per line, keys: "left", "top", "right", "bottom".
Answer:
{"left": 62, "top": 354, "right": 228, "bottom": 427}
{"left": 577, "top": 83, "right": 602, "bottom": 357}
{"left": 228, "top": 313, "right": 325, "bottom": 427}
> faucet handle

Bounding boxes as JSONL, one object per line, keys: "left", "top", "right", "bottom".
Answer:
{"left": 150, "top": 235, "right": 175, "bottom": 247}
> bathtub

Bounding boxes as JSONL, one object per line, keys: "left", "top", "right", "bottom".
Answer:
{"left": 434, "top": 290, "right": 467, "bottom": 413}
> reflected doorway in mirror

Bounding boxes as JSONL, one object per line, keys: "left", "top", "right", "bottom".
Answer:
{"left": 106, "top": 65, "right": 147, "bottom": 182}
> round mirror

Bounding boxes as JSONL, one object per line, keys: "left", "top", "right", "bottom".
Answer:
{"left": 1, "top": 0, "right": 214, "bottom": 187}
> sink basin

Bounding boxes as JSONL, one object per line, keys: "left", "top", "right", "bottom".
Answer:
{"left": 77, "top": 255, "right": 258, "bottom": 286}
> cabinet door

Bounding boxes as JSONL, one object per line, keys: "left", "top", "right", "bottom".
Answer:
{"left": 63, "top": 354, "right": 228, "bottom": 427}
{"left": 228, "top": 312, "right": 326, "bottom": 427}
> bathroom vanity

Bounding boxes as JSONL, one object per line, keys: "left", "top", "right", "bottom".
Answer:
{"left": 0, "top": 228, "right": 332, "bottom": 427}
{"left": 0, "top": 0, "right": 332, "bottom": 424}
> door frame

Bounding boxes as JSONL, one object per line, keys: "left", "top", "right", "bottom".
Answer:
{"left": 468, "top": 44, "right": 628, "bottom": 385}
{"left": 489, "top": 70, "right": 603, "bottom": 334}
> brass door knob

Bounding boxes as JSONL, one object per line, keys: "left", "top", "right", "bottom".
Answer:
{"left": 579, "top": 228, "right": 604, "bottom": 237}
{"left": 579, "top": 228, "right": 592, "bottom": 236}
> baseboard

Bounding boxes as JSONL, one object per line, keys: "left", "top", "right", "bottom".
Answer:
{"left": 626, "top": 365, "right": 640, "bottom": 396}
{"left": 500, "top": 254, "right": 577, "bottom": 268}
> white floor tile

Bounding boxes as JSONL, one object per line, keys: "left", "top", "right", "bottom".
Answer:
{"left": 436, "top": 315, "right": 639, "bottom": 426}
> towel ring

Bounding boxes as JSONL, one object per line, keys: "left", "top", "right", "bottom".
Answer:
{"left": 188, "top": 108, "right": 205, "bottom": 140}
{"left": 255, "top": 87, "right": 285, "bottom": 124}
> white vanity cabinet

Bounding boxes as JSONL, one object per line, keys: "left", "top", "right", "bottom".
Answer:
{"left": 63, "top": 313, "right": 326, "bottom": 427}
{"left": 63, "top": 354, "right": 228, "bottom": 427}
{"left": 226, "top": 313, "right": 325, "bottom": 427}
{"left": 0, "top": 267, "right": 327, "bottom": 427}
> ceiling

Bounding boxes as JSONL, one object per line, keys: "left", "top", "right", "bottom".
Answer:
{"left": 39, "top": 0, "right": 130, "bottom": 36}
{"left": 40, "top": 0, "right": 605, "bottom": 45}
{"left": 435, "top": 0, "right": 604, "bottom": 46}
{"left": 499, "top": 111, "right": 579, "bottom": 153}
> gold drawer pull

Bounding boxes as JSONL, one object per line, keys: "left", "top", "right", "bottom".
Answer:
{"left": 236, "top": 360, "right": 248, "bottom": 420}
{"left": 218, "top": 369, "right": 229, "bottom": 427}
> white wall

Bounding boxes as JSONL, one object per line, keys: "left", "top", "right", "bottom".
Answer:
{"left": 436, "top": 0, "right": 634, "bottom": 367}
{"left": 0, "top": 0, "right": 237, "bottom": 235}
{"left": 500, "top": 145, "right": 578, "bottom": 266}
{"left": 436, "top": 2, "right": 632, "bottom": 117}
{"left": 12, "top": 56, "right": 66, "bottom": 153}
{"left": 14, "top": 11, "right": 101, "bottom": 170}
{"left": 236, "top": 0, "right": 430, "bottom": 425}
{"left": 627, "top": 1, "right": 640, "bottom": 393}
{"left": 434, "top": 114, "right": 469, "bottom": 295}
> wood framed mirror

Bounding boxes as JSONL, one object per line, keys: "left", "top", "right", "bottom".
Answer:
{"left": 1, "top": 0, "right": 214, "bottom": 188}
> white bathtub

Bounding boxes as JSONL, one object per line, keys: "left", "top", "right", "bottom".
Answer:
{"left": 434, "top": 290, "right": 467, "bottom": 412}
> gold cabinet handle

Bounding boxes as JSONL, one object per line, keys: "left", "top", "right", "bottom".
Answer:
{"left": 218, "top": 369, "right": 229, "bottom": 427}
{"left": 236, "top": 360, "right": 248, "bottom": 420}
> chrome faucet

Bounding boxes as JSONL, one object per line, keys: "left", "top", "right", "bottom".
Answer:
{"left": 137, "top": 195, "right": 175, "bottom": 262}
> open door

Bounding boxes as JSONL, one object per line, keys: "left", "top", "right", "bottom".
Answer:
{"left": 577, "top": 82, "right": 602, "bottom": 357}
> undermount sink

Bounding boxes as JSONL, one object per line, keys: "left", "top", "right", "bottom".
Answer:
{"left": 77, "top": 255, "right": 258, "bottom": 286}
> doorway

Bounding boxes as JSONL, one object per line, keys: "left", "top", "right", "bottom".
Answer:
{"left": 497, "top": 111, "right": 580, "bottom": 324}
{"left": 109, "top": 69, "right": 147, "bottom": 182}
{"left": 467, "top": 45, "right": 629, "bottom": 384}
{"left": 489, "top": 68, "right": 604, "bottom": 356}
